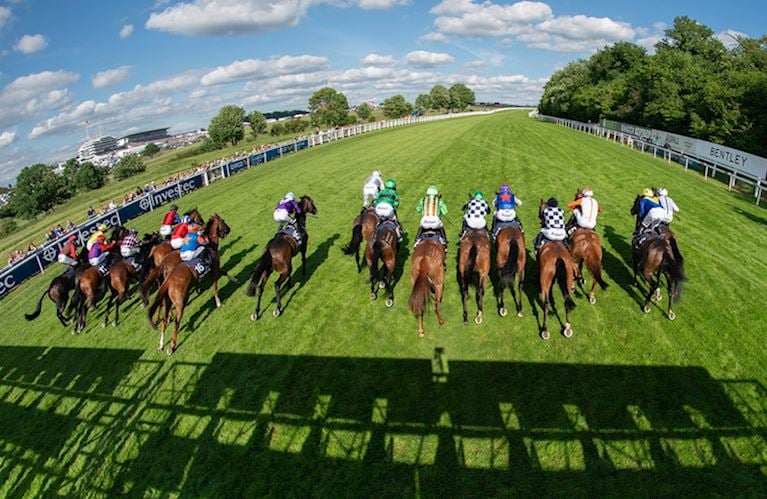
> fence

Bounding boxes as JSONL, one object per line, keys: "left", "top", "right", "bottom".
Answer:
{"left": 0, "top": 107, "right": 514, "bottom": 298}
{"left": 533, "top": 112, "right": 767, "bottom": 207}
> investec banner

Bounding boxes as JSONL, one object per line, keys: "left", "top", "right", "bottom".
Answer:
{"left": 227, "top": 157, "right": 248, "bottom": 175}
{"left": 606, "top": 120, "right": 767, "bottom": 179}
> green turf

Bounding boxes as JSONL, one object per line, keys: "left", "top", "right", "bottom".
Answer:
{"left": 1, "top": 110, "right": 766, "bottom": 497}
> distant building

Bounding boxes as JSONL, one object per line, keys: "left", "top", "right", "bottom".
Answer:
{"left": 117, "top": 128, "right": 170, "bottom": 147}
{"left": 78, "top": 136, "right": 118, "bottom": 163}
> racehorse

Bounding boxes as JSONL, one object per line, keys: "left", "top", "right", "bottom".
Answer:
{"left": 365, "top": 220, "right": 398, "bottom": 307}
{"left": 408, "top": 239, "right": 446, "bottom": 337}
{"left": 246, "top": 195, "right": 317, "bottom": 320}
{"left": 458, "top": 229, "right": 491, "bottom": 325}
{"left": 342, "top": 207, "right": 378, "bottom": 273}
{"left": 24, "top": 246, "right": 89, "bottom": 326}
{"left": 147, "top": 215, "right": 235, "bottom": 354}
{"left": 71, "top": 226, "right": 129, "bottom": 334}
{"left": 495, "top": 224, "right": 526, "bottom": 318}
{"left": 632, "top": 231, "right": 685, "bottom": 320}
{"left": 569, "top": 228, "right": 608, "bottom": 304}
{"left": 140, "top": 208, "right": 204, "bottom": 304}
{"left": 103, "top": 233, "right": 161, "bottom": 327}
{"left": 537, "top": 202, "right": 576, "bottom": 339}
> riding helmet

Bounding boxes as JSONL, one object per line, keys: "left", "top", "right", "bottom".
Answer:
{"left": 546, "top": 197, "right": 558, "bottom": 207}
{"left": 642, "top": 188, "right": 654, "bottom": 198}
{"left": 473, "top": 191, "right": 484, "bottom": 201}
{"left": 657, "top": 187, "right": 668, "bottom": 196}
{"left": 426, "top": 185, "right": 439, "bottom": 196}
{"left": 385, "top": 179, "right": 396, "bottom": 189}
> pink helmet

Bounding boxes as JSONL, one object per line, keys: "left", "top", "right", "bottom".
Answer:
{"left": 500, "top": 184, "right": 511, "bottom": 192}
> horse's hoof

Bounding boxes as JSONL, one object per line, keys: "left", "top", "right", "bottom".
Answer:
{"left": 101, "top": 322, "right": 107, "bottom": 329}
{"left": 643, "top": 304, "right": 651, "bottom": 313}
{"left": 475, "top": 313, "right": 483, "bottom": 325}
{"left": 463, "top": 319, "right": 469, "bottom": 325}
{"left": 166, "top": 346, "right": 174, "bottom": 356}
{"left": 668, "top": 311, "right": 676, "bottom": 321}
{"left": 157, "top": 347, "right": 163, "bottom": 353}
{"left": 273, "top": 308, "right": 281, "bottom": 318}
{"left": 370, "top": 292, "right": 377, "bottom": 300}
{"left": 517, "top": 311, "right": 523, "bottom": 318}
{"left": 438, "top": 318, "right": 445, "bottom": 326}
{"left": 112, "top": 320, "right": 117, "bottom": 327}
{"left": 251, "top": 313, "right": 257, "bottom": 322}
{"left": 563, "top": 323, "right": 573, "bottom": 338}
{"left": 499, "top": 307, "right": 508, "bottom": 317}
{"left": 378, "top": 281, "right": 386, "bottom": 289}
{"left": 589, "top": 295, "right": 597, "bottom": 305}
{"left": 540, "top": 330, "right": 550, "bottom": 340}
{"left": 655, "top": 289, "right": 662, "bottom": 301}
{"left": 418, "top": 330, "right": 424, "bottom": 337}
{"left": 385, "top": 298, "right": 393, "bottom": 308}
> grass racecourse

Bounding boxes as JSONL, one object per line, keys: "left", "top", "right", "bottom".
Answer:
{"left": 1, "top": 110, "right": 767, "bottom": 497}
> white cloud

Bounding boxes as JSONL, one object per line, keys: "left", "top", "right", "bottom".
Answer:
{"left": 201, "top": 54, "right": 330, "bottom": 85}
{"left": 0, "top": 7, "right": 11, "bottom": 28}
{"left": 465, "top": 59, "right": 485, "bottom": 68}
{"left": 0, "top": 70, "right": 80, "bottom": 128}
{"left": 356, "top": 0, "right": 410, "bottom": 8}
{"left": 717, "top": 29, "right": 747, "bottom": 50}
{"left": 119, "top": 24, "right": 134, "bottom": 39}
{"left": 538, "top": 15, "right": 634, "bottom": 41}
{"left": 361, "top": 53, "right": 396, "bottom": 66}
{"left": 14, "top": 34, "right": 48, "bottom": 54}
{"left": 0, "top": 130, "right": 15, "bottom": 149}
{"left": 420, "top": 32, "right": 447, "bottom": 42}
{"left": 92, "top": 66, "right": 131, "bottom": 88}
{"left": 405, "top": 50, "right": 454, "bottom": 68}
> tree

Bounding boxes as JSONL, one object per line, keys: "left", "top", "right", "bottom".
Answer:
{"left": 381, "top": 95, "right": 413, "bottom": 119}
{"left": 284, "top": 119, "right": 309, "bottom": 134}
{"left": 270, "top": 122, "right": 285, "bottom": 137}
{"left": 61, "top": 158, "right": 80, "bottom": 195}
{"left": 356, "top": 103, "right": 372, "bottom": 121}
{"left": 113, "top": 155, "right": 146, "bottom": 180}
{"left": 247, "top": 110, "right": 267, "bottom": 135}
{"left": 308, "top": 87, "right": 349, "bottom": 127}
{"left": 74, "top": 162, "right": 106, "bottom": 191}
{"left": 0, "top": 218, "right": 16, "bottom": 239}
{"left": 208, "top": 105, "right": 246, "bottom": 146}
{"left": 429, "top": 85, "right": 450, "bottom": 111}
{"left": 415, "top": 93, "right": 431, "bottom": 111}
{"left": 448, "top": 83, "right": 476, "bottom": 111}
{"left": 142, "top": 143, "right": 160, "bottom": 157}
{"left": 11, "top": 163, "right": 69, "bottom": 218}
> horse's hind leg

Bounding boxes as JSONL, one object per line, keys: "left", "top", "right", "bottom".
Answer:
{"left": 384, "top": 260, "right": 395, "bottom": 308}
{"left": 273, "top": 272, "right": 289, "bottom": 317}
{"left": 435, "top": 282, "right": 446, "bottom": 326}
{"left": 667, "top": 275, "right": 676, "bottom": 321}
{"left": 103, "top": 289, "right": 116, "bottom": 328}
{"left": 460, "top": 273, "right": 469, "bottom": 325}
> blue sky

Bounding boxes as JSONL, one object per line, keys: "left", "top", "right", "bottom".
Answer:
{"left": 0, "top": 0, "right": 764, "bottom": 184}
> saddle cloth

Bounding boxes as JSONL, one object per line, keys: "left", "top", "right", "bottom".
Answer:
{"left": 278, "top": 225, "right": 302, "bottom": 246}
{"left": 416, "top": 230, "right": 446, "bottom": 247}
{"left": 632, "top": 229, "right": 663, "bottom": 250}
{"left": 493, "top": 220, "right": 521, "bottom": 239}
{"left": 184, "top": 256, "right": 211, "bottom": 279}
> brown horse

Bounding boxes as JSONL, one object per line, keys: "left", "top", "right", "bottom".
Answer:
{"left": 365, "top": 222, "right": 398, "bottom": 307}
{"left": 569, "top": 228, "right": 608, "bottom": 304}
{"left": 458, "top": 229, "right": 491, "bottom": 325}
{"left": 140, "top": 208, "right": 204, "bottom": 303}
{"left": 632, "top": 232, "right": 685, "bottom": 320}
{"left": 537, "top": 241, "right": 576, "bottom": 339}
{"left": 343, "top": 207, "right": 378, "bottom": 272}
{"left": 246, "top": 195, "right": 317, "bottom": 320}
{"left": 408, "top": 240, "right": 446, "bottom": 337}
{"left": 147, "top": 215, "right": 235, "bottom": 354}
{"left": 495, "top": 225, "right": 526, "bottom": 318}
{"left": 25, "top": 246, "right": 89, "bottom": 327}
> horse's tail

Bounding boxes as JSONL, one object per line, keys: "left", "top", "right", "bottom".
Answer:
{"left": 246, "top": 250, "right": 273, "bottom": 297}
{"left": 463, "top": 241, "right": 477, "bottom": 278}
{"left": 585, "top": 248, "right": 609, "bottom": 290}
{"left": 663, "top": 241, "right": 686, "bottom": 303}
{"left": 343, "top": 224, "right": 363, "bottom": 255}
{"left": 24, "top": 288, "right": 48, "bottom": 321}
{"left": 499, "top": 237, "right": 519, "bottom": 288}
{"left": 409, "top": 266, "right": 431, "bottom": 317}
{"left": 556, "top": 256, "right": 576, "bottom": 311}
{"left": 147, "top": 278, "right": 170, "bottom": 330}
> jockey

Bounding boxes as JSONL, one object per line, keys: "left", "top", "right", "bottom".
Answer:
{"left": 58, "top": 235, "right": 80, "bottom": 277}
{"left": 362, "top": 170, "right": 384, "bottom": 208}
{"left": 180, "top": 221, "right": 210, "bottom": 276}
{"left": 460, "top": 191, "right": 490, "bottom": 239}
{"left": 88, "top": 234, "right": 115, "bottom": 275}
{"left": 656, "top": 187, "right": 679, "bottom": 225}
{"left": 170, "top": 214, "right": 191, "bottom": 249}
{"left": 273, "top": 192, "right": 302, "bottom": 231}
{"left": 415, "top": 185, "right": 448, "bottom": 246}
{"left": 120, "top": 229, "right": 141, "bottom": 258}
{"left": 534, "top": 198, "right": 567, "bottom": 249}
{"left": 160, "top": 205, "right": 180, "bottom": 238}
{"left": 566, "top": 188, "right": 601, "bottom": 236}
{"left": 86, "top": 223, "right": 108, "bottom": 251}
{"left": 492, "top": 184, "right": 523, "bottom": 236}
{"left": 637, "top": 188, "right": 665, "bottom": 232}
{"left": 374, "top": 179, "right": 403, "bottom": 241}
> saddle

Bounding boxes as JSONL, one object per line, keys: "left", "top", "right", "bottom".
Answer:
{"left": 534, "top": 234, "right": 569, "bottom": 251}
{"left": 126, "top": 256, "right": 143, "bottom": 272}
{"left": 632, "top": 229, "right": 663, "bottom": 250}
{"left": 415, "top": 230, "right": 446, "bottom": 248}
{"left": 278, "top": 224, "right": 303, "bottom": 246}
{"left": 493, "top": 220, "right": 521, "bottom": 239}
{"left": 377, "top": 219, "right": 399, "bottom": 231}
{"left": 461, "top": 227, "right": 490, "bottom": 243}
{"left": 184, "top": 253, "right": 212, "bottom": 279}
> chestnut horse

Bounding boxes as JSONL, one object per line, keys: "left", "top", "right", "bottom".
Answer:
{"left": 147, "top": 215, "right": 235, "bottom": 354}
{"left": 342, "top": 207, "right": 378, "bottom": 273}
{"left": 537, "top": 202, "right": 576, "bottom": 339}
{"left": 25, "top": 246, "right": 89, "bottom": 327}
{"left": 140, "top": 208, "right": 204, "bottom": 303}
{"left": 246, "top": 195, "right": 317, "bottom": 320}
{"left": 495, "top": 225, "right": 526, "bottom": 318}
{"left": 365, "top": 222, "right": 398, "bottom": 307}
{"left": 569, "top": 228, "right": 608, "bottom": 304}
{"left": 458, "top": 229, "right": 491, "bottom": 325}
{"left": 408, "top": 239, "right": 446, "bottom": 337}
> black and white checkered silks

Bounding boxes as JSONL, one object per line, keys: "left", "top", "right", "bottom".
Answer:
{"left": 465, "top": 199, "right": 490, "bottom": 219}
{"left": 542, "top": 207, "right": 565, "bottom": 229}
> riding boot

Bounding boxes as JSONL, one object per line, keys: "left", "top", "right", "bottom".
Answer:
{"left": 414, "top": 227, "right": 423, "bottom": 248}
{"left": 514, "top": 216, "right": 524, "bottom": 234}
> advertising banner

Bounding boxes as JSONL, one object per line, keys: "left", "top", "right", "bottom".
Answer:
{"left": 0, "top": 255, "right": 42, "bottom": 297}
{"left": 250, "top": 152, "right": 266, "bottom": 165}
{"left": 227, "top": 158, "right": 248, "bottom": 175}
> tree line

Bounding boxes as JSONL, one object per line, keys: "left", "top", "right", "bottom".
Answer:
{"left": 538, "top": 16, "right": 767, "bottom": 157}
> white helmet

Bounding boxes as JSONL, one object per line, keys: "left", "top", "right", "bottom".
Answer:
{"left": 285, "top": 192, "right": 295, "bottom": 201}
{"left": 581, "top": 189, "right": 594, "bottom": 197}
{"left": 372, "top": 170, "right": 381, "bottom": 177}
{"left": 657, "top": 187, "right": 668, "bottom": 196}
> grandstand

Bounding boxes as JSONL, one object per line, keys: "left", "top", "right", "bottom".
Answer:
{"left": 117, "top": 128, "right": 170, "bottom": 147}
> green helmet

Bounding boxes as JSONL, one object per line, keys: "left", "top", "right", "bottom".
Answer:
{"left": 472, "top": 191, "right": 484, "bottom": 201}
{"left": 426, "top": 185, "right": 439, "bottom": 196}
{"left": 385, "top": 179, "right": 396, "bottom": 189}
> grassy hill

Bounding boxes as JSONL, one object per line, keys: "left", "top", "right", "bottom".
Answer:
{"left": 0, "top": 110, "right": 765, "bottom": 496}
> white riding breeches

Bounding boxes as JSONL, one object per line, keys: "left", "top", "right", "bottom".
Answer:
{"left": 420, "top": 215, "right": 443, "bottom": 230}
{"left": 159, "top": 224, "right": 172, "bottom": 236}
{"left": 495, "top": 208, "right": 517, "bottom": 222}
{"left": 541, "top": 227, "right": 566, "bottom": 241}
{"left": 375, "top": 202, "right": 394, "bottom": 219}
{"left": 465, "top": 216, "right": 487, "bottom": 229}
{"left": 170, "top": 238, "right": 184, "bottom": 249}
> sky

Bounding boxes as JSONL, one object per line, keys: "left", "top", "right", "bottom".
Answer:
{"left": 0, "top": 0, "right": 764, "bottom": 185}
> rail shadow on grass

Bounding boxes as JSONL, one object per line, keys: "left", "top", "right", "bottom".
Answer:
{"left": 1, "top": 346, "right": 766, "bottom": 496}
{"left": 602, "top": 225, "right": 645, "bottom": 306}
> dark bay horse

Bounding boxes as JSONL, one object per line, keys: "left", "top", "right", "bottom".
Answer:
{"left": 408, "top": 239, "right": 446, "bottom": 337}
{"left": 495, "top": 225, "right": 526, "bottom": 318}
{"left": 569, "top": 228, "right": 608, "bottom": 304}
{"left": 632, "top": 234, "right": 685, "bottom": 320}
{"left": 25, "top": 247, "right": 89, "bottom": 326}
{"left": 458, "top": 229, "right": 491, "bottom": 325}
{"left": 343, "top": 207, "right": 378, "bottom": 272}
{"left": 246, "top": 195, "right": 317, "bottom": 320}
{"left": 147, "top": 215, "right": 235, "bottom": 354}
{"left": 365, "top": 221, "right": 398, "bottom": 307}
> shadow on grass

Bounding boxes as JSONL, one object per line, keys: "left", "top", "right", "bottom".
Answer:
{"left": 279, "top": 233, "right": 340, "bottom": 313}
{"left": 1, "top": 346, "right": 766, "bottom": 496}
{"left": 602, "top": 225, "right": 644, "bottom": 307}
{"left": 735, "top": 207, "right": 767, "bottom": 227}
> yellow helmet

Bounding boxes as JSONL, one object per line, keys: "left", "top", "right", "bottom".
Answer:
{"left": 97, "top": 223, "right": 108, "bottom": 231}
{"left": 642, "top": 188, "right": 654, "bottom": 198}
